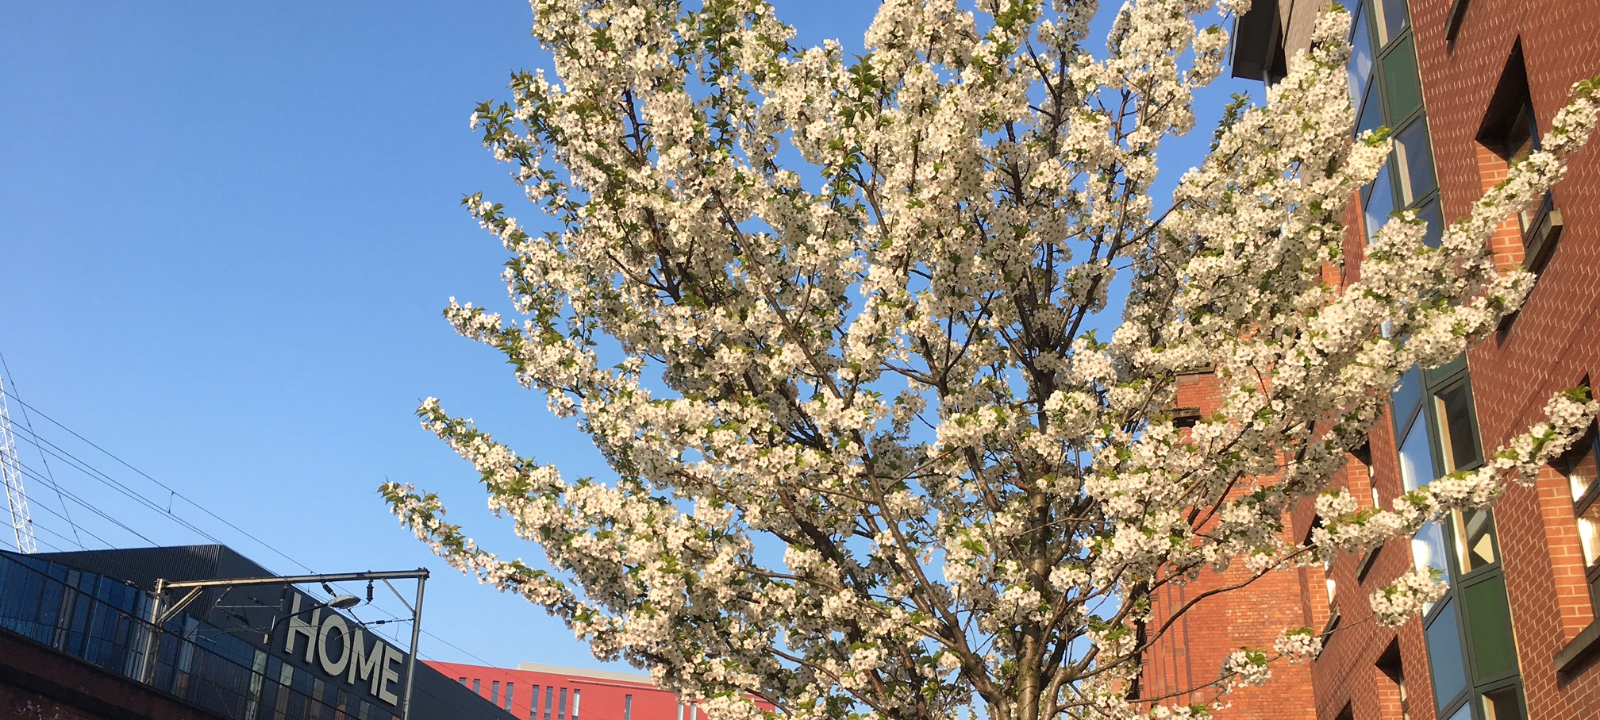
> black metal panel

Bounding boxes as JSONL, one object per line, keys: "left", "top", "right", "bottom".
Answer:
{"left": 1230, "top": 0, "right": 1280, "bottom": 80}
{"left": 19, "top": 545, "right": 511, "bottom": 720}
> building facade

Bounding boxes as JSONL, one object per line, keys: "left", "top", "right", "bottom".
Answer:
{"left": 0, "top": 545, "right": 506, "bottom": 720}
{"left": 426, "top": 661, "right": 710, "bottom": 720}
{"left": 1198, "top": 0, "right": 1600, "bottom": 718}
{"left": 429, "top": 661, "right": 784, "bottom": 720}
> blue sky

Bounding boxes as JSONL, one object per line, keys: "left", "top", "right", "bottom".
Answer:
{"left": 0, "top": 1, "right": 1258, "bottom": 672}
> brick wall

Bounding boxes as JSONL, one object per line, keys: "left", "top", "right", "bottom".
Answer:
{"left": 1292, "top": 0, "right": 1600, "bottom": 717}
{"left": 1409, "top": 0, "right": 1600, "bottom": 716}
{"left": 1137, "top": 373, "right": 1318, "bottom": 719}
{"left": 1150, "top": 1, "right": 1600, "bottom": 715}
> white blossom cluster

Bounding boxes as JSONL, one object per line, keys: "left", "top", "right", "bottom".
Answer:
{"left": 384, "top": 2, "right": 1600, "bottom": 720}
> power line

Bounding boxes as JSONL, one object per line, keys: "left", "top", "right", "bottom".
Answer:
{"left": 12, "top": 457, "right": 160, "bottom": 547}
{"left": 0, "top": 354, "right": 79, "bottom": 547}
{"left": 15, "top": 478, "right": 122, "bottom": 550}
{"left": 10, "top": 427, "right": 223, "bottom": 547}
{"left": 0, "top": 387, "right": 315, "bottom": 574}
{"left": 0, "top": 385, "right": 503, "bottom": 669}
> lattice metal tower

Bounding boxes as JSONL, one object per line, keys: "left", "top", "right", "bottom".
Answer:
{"left": 0, "top": 375, "right": 36, "bottom": 553}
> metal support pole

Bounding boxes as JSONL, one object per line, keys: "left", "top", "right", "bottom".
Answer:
{"left": 143, "top": 579, "right": 166, "bottom": 685}
{"left": 401, "top": 572, "right": 427, "bottom": 720}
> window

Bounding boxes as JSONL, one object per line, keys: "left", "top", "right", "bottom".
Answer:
{"left": 506, "top": 683, "right": 515, "bottom": 711}
{"left": 493, "top": 681, "right": 501, "bottom": 704}
{"left": 1392, "top": 355, "right": 1527, "bottom": 718}
{"left": 1426, "top": 600, "right": 1469, "bottom": 711}
{"left": 1563, "top": 424, "right": 1600, "bottom": 611}
{"left": 559, "top": 688, "right": 568, "bottom": 720}
{"left": 625, "top": 694, "right": 633, "bottom": 720}
{"left": 545, "top": 686, "right": 555, "bottom": 720}
{"left": 572, "top": 689, "right": 581, "bottom": 720}
{"left": 1480, "top": 684, "right": 1525, "bottom": 719}
{"left": 460, "top": 677, "right": 468, "bottom": 686}
{"left": 530, "top": 686, "right": 541, "bottom": 720}
{"left": 1377, "top": 643, "right": 1412, "bottom": 720}
{"left": 474, "top": 679, "right": 482, "bottom": 695}
{"left": 1479, "top": 46, "right": 1563, "bottom": 272}
{"left": 1435, "top": 380, "right": 1482, "bottom": 473}
{"left": 1346, "top": 0, "right": 1441, "bottom": 247}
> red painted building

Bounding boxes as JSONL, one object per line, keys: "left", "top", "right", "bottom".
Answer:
{"left": 425, "top": 661, "right": 724, "bottom": 720}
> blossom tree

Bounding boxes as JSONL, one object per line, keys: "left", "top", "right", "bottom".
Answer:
{"left": 383, "top": 0, "right": 1600, "bottom": 718}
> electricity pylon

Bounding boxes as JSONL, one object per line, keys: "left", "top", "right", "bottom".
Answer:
{"left": 0, "top": 375, "right": 37, "bottom": 553}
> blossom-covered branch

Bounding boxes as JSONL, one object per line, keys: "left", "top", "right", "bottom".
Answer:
{"left": 385, "top": 1, "right": 1600, "bottom": 719}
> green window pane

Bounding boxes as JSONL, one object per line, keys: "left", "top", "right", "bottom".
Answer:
{"left": 1463, "top": 576, "right": 1519, "bottom": 679}
{"left": 1394, "top": 119, "right": 1437, "bottom": 203}
{"left": 1426, "top": 598, "right": 1469, "bottom": 711}
{"left": 1382, "top": 35, "right": 1424, "bottom": 122}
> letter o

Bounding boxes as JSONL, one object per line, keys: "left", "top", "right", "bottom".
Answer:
{"left": 318, "top": 615, "right": 352, "bottom": 677}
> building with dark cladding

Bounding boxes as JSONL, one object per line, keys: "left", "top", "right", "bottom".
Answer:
{"left": 0, "top": 544, "right": 508, "bottom": 720}
{"left": 1139, "top": 0, "right": 1600, "bottom": 718}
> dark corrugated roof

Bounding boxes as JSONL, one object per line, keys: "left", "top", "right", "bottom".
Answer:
{"left": 34, "top": 544, "right": 274, "bottom": 590}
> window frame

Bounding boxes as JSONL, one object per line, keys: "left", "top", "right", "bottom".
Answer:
{"left": 1350, "top": 0, "right": 1443, "bottom": 246}
{"left": 1395, "top": 357, "right": 1526, "bottom": 719}
{"left": 1563, "top": 425, "right": 1600, "bottom": 611}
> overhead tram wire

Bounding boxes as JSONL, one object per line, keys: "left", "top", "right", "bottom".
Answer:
{"left": 0, "top": 354, "right": 80, "bottom": 548}
{"left": 0, "top": 387, "right": 507, "bottom": 668}
{"left": 0, "top": 387, "right": 315, "bottom": 574}
{"left": 12, "top": 457, "right": 160, "bottom": 547}
{"left": 9, "top": 426, "right": 228, "bottom": 548}
{"left": 14, "top": 479, "right": 115, "bottom": 550}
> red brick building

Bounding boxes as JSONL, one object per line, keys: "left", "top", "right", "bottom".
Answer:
{"left": 425, "top": 661, "right": 744, "bottom": 720}
{"left": 1176, "top": 0, "right": 1600, "bottom": 718}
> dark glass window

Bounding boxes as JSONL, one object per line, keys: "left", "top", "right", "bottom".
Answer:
{"left": 625, "top": 695, "right": 633, "bottom": 720}
{"left": 559, "top": 688, "right": 568, "bottom": 720}
{"left": 1435, "top": 380, "right": 1482, "bottom": 472}
{"left": 1498, "top": 100, "right": 1541, "bottom": 233}
{"left": 1394, "top": 121, "right": 1438, "bottom": 204}
{"left": 1358, "top": 83, "right": 1384, "bottom": 136}
{"left": 1374, "top": 0, "right": 1410, "bottom": 44}
{"left": 1427, "top": 598, "right": 1470, "bottom": 711}
{"left": 474, "top": 679, "right": 482, "bottom": 695}
{"left": 1481, "top": 684, "right": 1526, "bottom": 719}
{"left": 1416, "top": 199, "right": 1444, "bottom": 247}
{"left": 530, "top": 686, "right": 542, "bottom": 720}
{"left": 506, "top": 682, "right": 515, "bottom": 711}
{"left": 1365, "top": 162, "right": 1398, "bottom": 242}
{"left": 1393, "top": 366, "right": 1424, "bottom": 433}
{"left": 493, "top": 680, "right": 500, "bottom": 704}
{"left": 1350, "top": 6, "right": 1376, "bottom": 105}
{"left": 1398, "top": 416, "right": 1436, "bottom": 491}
